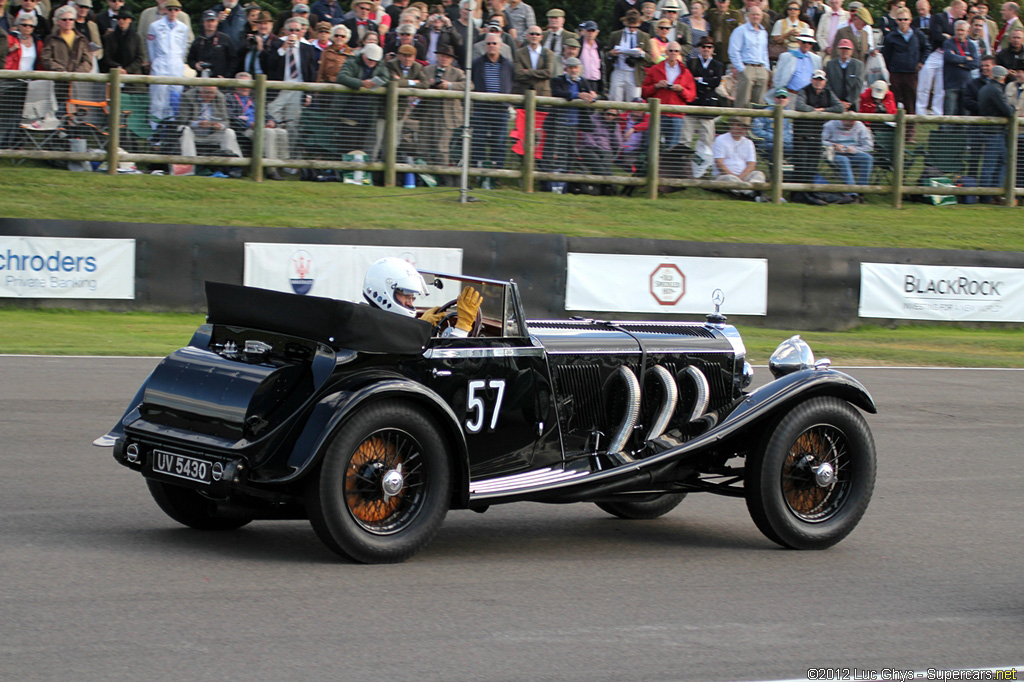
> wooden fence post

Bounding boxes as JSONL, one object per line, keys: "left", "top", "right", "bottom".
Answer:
{"left": 523, "top": 90, "right": 536, "bottom": 193}
{"left": 106, "top": 69, "right": 121, "bottom": 176}
{"left": 646, "top": 98, "right": 661, "bottom": 200}
{"left": 251, "top": 75, "right": 267, "bottom": 182}
{"left": 1004, "top": 113, "right": 1019, "bottom": 207}
{"left": 891, "top": 107, "right": 906, "bottom": 209}
{"left": 771, "top": 103, "right": 784, "bottom": 203}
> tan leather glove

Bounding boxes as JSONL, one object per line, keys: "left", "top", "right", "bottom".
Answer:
{"left": 419, "top": 306, "right": 444, "bottom": 326}
{"left": 455, "top": 286, "right": 483, "bottom": 332}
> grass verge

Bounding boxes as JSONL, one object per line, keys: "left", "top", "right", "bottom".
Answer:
{"left": 1, "top": 167, "right": 1023, "bottom": 251}
{"left": 2, "top": 309, "right": 1022, "bottom": 367}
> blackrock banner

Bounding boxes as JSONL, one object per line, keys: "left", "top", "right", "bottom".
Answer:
{"left": 244, "top": 243, "right": 463, "bottom": 304}
{"left": 859, "top": 262, "right": 1024, "bottom": 322}
{"left": 566, "top": 253, "right": 768, "bottom": 315}
{"left": 0, "top": 236, "right": 135, "bottom": 299}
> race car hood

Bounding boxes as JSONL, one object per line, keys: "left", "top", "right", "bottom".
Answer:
{"left": 526, "top": 320, "right": 737, "bottom": 355}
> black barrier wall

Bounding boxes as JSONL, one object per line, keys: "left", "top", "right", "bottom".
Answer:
{"left": 3, "top": 218, "right": 1023, "bottom": 330}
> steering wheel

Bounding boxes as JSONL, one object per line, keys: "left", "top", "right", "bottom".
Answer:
{"left": 432, "top": 298, "right": 483, "bottom": 337}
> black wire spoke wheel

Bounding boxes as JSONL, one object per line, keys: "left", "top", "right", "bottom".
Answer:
{"left": 780, "top": 425, "right": 850, "bottom": 522}
{"left": 344, "top": 428, "right": 427, "bottom": 535}
{"left": 595, "top": 493, "right": 687, "bottom": 520}
{"left": 745, "top": 396, "right": 876, "bottom": 550}
{"left": 146, "top": 479, "right": 253, "bottom": 531}
{"left": 307, "top": 402, "right": 451, "bottom": 564}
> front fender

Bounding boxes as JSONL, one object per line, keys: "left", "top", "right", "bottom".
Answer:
{"left": 269, "top": 379, "right": 471, "bottom": 503}
{"left": 735, "top": 367, "right": 876, "bottom": 421}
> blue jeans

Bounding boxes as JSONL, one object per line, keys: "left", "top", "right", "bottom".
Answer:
{"left": 661, "top": 116, "right": 684, "bottom": 149}
{"left": 980, "top": 132, "right": 1006, "bottom": 188}
{"left": 833, "top": 150, "right": 873, "bottom": 187}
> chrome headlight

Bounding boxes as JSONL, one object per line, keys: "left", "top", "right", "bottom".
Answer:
{"left": 769, "top": 335, "right": 815, "bottom": 379}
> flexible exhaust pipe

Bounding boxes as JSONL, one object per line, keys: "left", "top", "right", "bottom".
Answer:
{"left": 646, "top": 365, "right": 679, "bottom": 441}
{"left": 607, "top": 366, "right": 641, "bottom": 463}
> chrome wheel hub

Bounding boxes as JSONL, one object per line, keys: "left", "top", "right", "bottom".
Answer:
{"left": 381, "top": 466, "right": 404, "bottom": 499}
{"left": 812, "top": 461, "right": 836, "bottom": 488}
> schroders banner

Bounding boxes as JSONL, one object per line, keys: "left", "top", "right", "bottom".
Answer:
{"left": 859, "top": 262, "right": 1024, "bottom": 322}
{"left": 565, "top": 253, "right": 768, "bottom": 315}
{"left": 244, "top": 243, "right": 463, "bottom": 304}
{"left": 0, "top": 237, "right": 135, "bottom": 299}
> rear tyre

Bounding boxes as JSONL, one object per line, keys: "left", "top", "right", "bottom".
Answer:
{"left": 595, "top": 493, "right": 687, "bottom": 520}
{"left": 745, "top": 396, "right": 876, "bottom": 550}
{"left": 306, "top": 402, "right": 451, "bottom": 564}
{"left": 146, "top": 479, "right": 254, "bottom": 531}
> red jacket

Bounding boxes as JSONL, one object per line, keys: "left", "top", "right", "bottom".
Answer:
{"left": 640, "top": 59, "right": 696, "bottom": 116}
{"left": 4, "top": 35, "right": 20, "bottom": 70}
{"left": 859, "top": 88, "right": 896, "bottom": 114}
{"left": 4, "top": 36, "right": 45, "bottom": 71}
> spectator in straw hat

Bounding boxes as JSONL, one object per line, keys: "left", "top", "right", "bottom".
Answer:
{"left": 341, "top": 0, "right": 378, "bottom": 46}
{"left": 831, "top": 6, "right": 873, "bottom": 63}
{"left": 773, "top": 27, "right": 821, "bottom": 106}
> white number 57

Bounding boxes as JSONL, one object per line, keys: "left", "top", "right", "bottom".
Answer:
{"left": 465, "top": 379, "right": 506, "bottom": 433}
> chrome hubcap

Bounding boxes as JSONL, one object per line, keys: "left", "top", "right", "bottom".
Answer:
{"left": 813, "top": 461, "right": 836, "bottom": 488}
{"left": 381, "top": 465, "right": 404, "bottom": 499}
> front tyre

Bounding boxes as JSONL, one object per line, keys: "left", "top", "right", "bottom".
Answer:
{"left": 745, "top": 396, "right": 875, "bottom": 550}
{"left": 595, "top": 493, "right": 687, "bottom": 520}
{"left": 306, "top": 402, "right": 451, "bottom": 564}
{"left": 146, "top": 479, "right": 254, "bottom": 530}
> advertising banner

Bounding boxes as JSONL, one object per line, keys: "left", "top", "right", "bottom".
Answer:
{"left": 0, "top": 237, "right": 135, "bottom": 299}
{"left": 244, "top": 243, "right": 463, "bottom": 305}
{"left": 566, "top": 253, "right": 768, "bottom": 315}
{"left": 859, "top": 262, "right": 1024, "bottom": 322}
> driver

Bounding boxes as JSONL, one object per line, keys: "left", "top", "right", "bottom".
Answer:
{"left": 362, "top": 257, "right": 483, "bottom": 338}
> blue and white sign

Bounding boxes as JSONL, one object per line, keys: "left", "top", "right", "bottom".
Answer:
{"left": 0, "top": 236, "right": 135, "bottom": 299}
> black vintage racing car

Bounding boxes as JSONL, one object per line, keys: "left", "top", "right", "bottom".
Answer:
{"left": 96, "top": 274, "right": 877, "bottom": 563}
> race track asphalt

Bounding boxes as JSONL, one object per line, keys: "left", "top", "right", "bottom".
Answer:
{"left": 1, "top": 357, "right": 1021, "bottom": 682}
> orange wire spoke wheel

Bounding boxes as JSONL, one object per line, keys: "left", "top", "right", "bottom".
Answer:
{"left": 343, "top": 428, "right": 426, "bottom": 535}
{"left": 780, "top": 424, "right": 850, "bottom": 522}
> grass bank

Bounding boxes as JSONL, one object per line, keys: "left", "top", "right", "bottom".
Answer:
{"left": 2, "top": 309, "right": 1021, "bottom": 367}
{"left": 1, "top": 167, "right": 1023, "bottom": 251}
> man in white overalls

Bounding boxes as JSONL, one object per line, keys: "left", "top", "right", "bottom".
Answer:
{"left": 147, "top": 0, "right": 189, "bottom": 128}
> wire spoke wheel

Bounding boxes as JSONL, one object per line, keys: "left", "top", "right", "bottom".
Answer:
{"left": 746, "top": 396, "right": 875, "bottom": 550}
{"left": 780, "top": 425, "right": 850, "bottom": 522}
{"left": 344, "top": 429, "right": 425, "bottom": 534}
{"left": 307, "top": 402, "right": 451, "bottom": 564}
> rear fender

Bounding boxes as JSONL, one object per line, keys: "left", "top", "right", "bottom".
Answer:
{"left": 273, "top": 379, "right": 471, "bottom": 505}
{"left": 93, "top": 325, "right": 214, "bottom": 448}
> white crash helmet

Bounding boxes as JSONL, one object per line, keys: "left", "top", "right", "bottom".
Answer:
{"left": 362, "top": 257, "right": 427, "bottom": 318}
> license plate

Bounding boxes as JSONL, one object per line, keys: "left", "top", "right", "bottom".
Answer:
{"left": 152, "top": 450, "right": 213, "bottom": 485}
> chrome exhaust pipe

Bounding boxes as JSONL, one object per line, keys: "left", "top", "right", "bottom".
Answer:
{"left": 607, "top": 366, "right": 641, "bottom": 463}
{"left": 646, "top": 365, "right": 678, "bottom": 441}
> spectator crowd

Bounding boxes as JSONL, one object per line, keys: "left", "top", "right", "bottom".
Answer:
{"left": 1, "top": 0, "right": 1022, "bottom": 198}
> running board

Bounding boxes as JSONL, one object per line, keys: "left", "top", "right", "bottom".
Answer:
{"left": 469, "top": 467, "right": 591, "bottom": 496}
